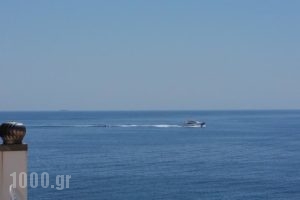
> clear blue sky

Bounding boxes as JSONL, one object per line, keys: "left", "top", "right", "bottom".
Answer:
{"left": 0, "top": 0, "right": 299, "bottom": 111}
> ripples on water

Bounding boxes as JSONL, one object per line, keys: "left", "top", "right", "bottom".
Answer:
{"left": 1, "top": 111, "right": 300, "bottom": 200}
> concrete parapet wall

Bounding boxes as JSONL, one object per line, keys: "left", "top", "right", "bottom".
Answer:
{"left": 0, "top": 144, "right": 28, "bottom": 200}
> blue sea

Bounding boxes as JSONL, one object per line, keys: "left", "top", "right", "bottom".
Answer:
{"left": 1, "top": 111, "right": 300, "bottom": 200}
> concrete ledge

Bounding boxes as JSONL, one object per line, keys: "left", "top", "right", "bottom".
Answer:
{"left": 0, "top": 144, "right": 28, "bottom": 151}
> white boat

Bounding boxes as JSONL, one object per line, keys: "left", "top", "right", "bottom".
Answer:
{"left": 183, "top": 120, "right": 206, "bottom": 128}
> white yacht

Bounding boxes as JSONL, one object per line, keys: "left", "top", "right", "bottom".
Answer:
{"left": 183, "top": 120, "right": 206, "bottom": 128}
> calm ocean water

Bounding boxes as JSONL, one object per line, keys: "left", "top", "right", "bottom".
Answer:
{"left": 1, "top": 111, "right": 300, "bottom": 200}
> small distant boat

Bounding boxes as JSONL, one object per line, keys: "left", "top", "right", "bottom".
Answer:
{"left": 183, "top": 120, "right": 206, "bottom": 128}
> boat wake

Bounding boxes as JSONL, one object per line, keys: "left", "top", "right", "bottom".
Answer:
{"left": 115, "top": 124, "right": 181, "bottom": 128}
{"left": 29, "top": 124, "right": 184, "bottom": 128}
